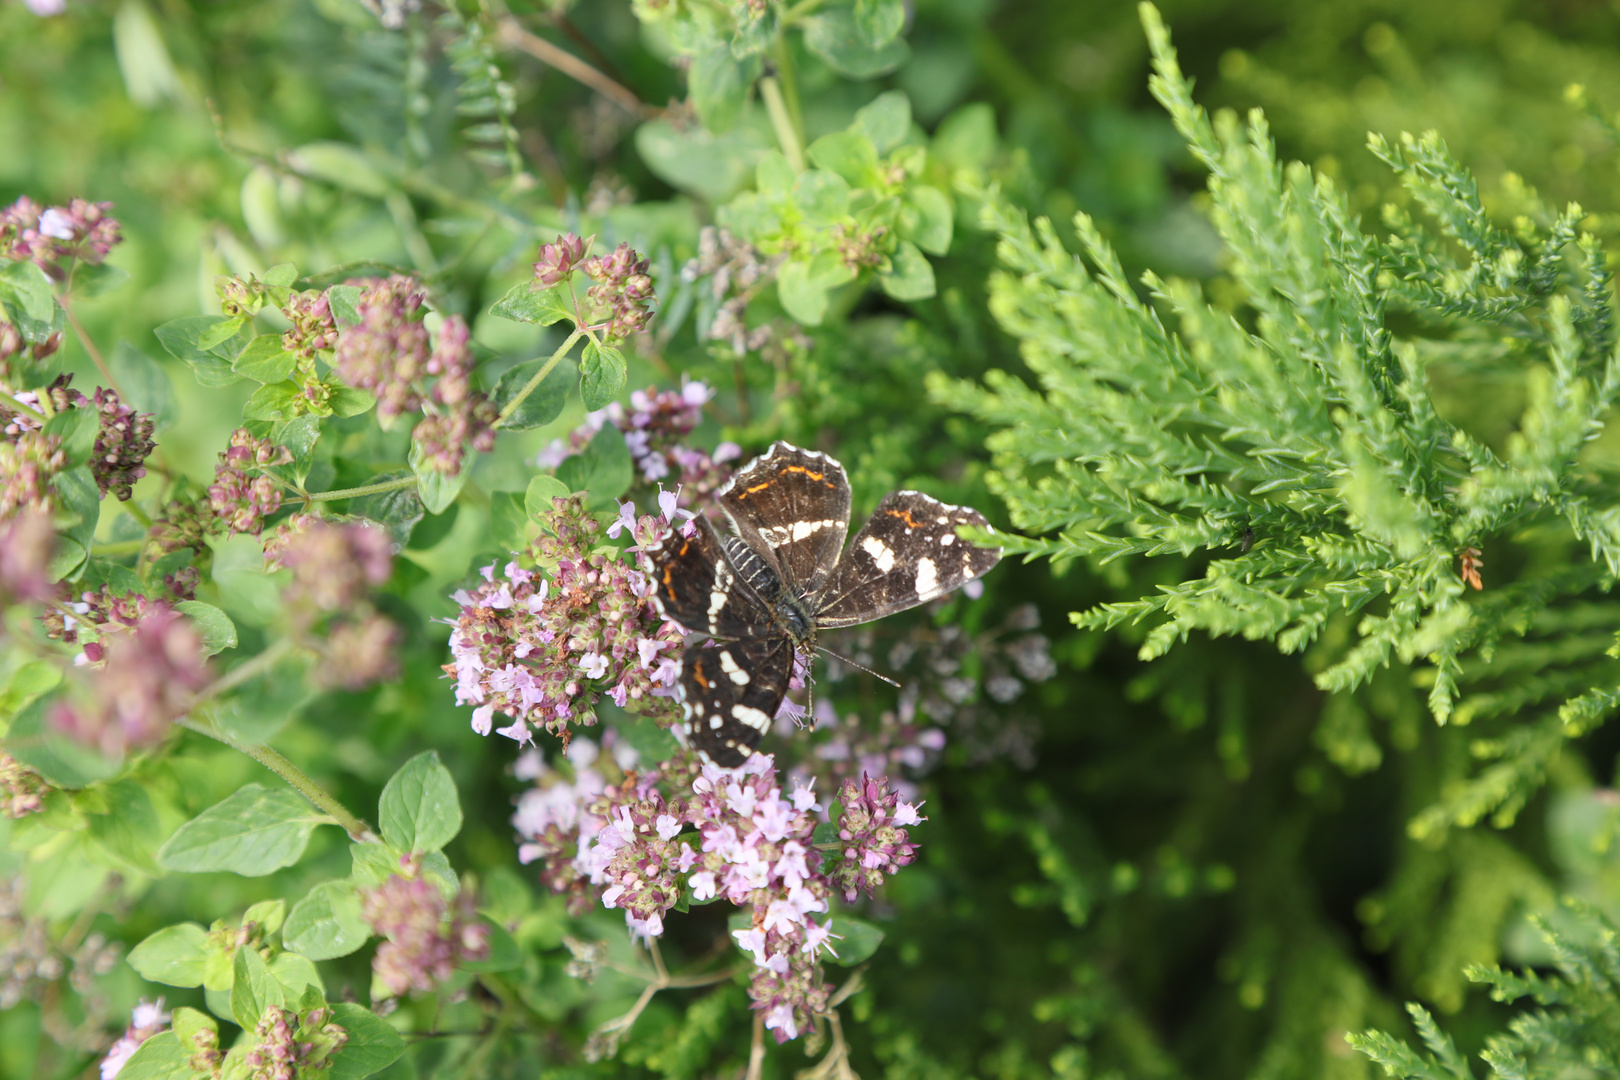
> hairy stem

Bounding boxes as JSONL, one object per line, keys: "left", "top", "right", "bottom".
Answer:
{"left": 305, "top": 475, "right": 419, "bottom": 503}
{"left": 495, "top": 326, "right": 584, "bottom": 428}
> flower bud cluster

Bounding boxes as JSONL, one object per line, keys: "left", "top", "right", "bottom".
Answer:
{"left": 411, "top": 314, "right": 499, "bottom": 476}
{"left": 513, "top": 743, "right": 926, "bottom": 1043}
{"left": 0, "top": 752, "right": 48, "bottom": 818}
{"left": 533, "top": 233, "right": 587, "bottom": 287}
{"left": 0, "top": 429, "right": 64, "bottom": 516}
{"left": 833, "top": 222, "right": 888, "bottom": 270}
{"left": 242, "top": 1004, "right": 348, "bottom": 1080}
{"left": 444, "top": 494, "right": 685, "bottom": 746}
{"left": 4, "top": 379, "right": 155, "bottom": 501}
{"left": 0, "top": 196, "right": 123, "bottom": 272}
{"left": 333, "top": 275, "right": 431, "bottom": 420}
{"left": 207, "top": 428, "right": 292, "bottom": 536}
{"left": 275, "top": 521, "right": 392, "bottom": 612}
{"left": 582, "top": 242, "right": 655, "bottom": 343}
{"left": 362, "top": 858, "right": 491, "bottom": 998}
{"left": 50, "top": 603, "right": 209, "bottom": 756}
{"left": 98, "top": 998, "right": 169, "bottom": 1080}
{"left": 536, "top": 379, "right": 740, "bottom": 506}
{"left": 280, "top": 289, "right": 338, "bottom": 362}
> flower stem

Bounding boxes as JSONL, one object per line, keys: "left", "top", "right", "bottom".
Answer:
{"left": 177, "top": 714, "right": 375, "bottom": 840}
{"left": 494, "top": 326, "right": 584, "bottom": 429}
{"left": 57, "top": 292, "right": 126, "bottom": 402}
{"left": 760, "top": 76, "right": 805, "bottom": 172}
{"left": 305, "top": 475, "right": 419, "bottom": 503}
{"left": 0, "top": 394, "right": 47, "bottom": 425}
{"left": 92, "top": 539, "right": 144, "bottom": 558}
{"left": 745, "top": 1014, "right": 766, "bottom": 1080}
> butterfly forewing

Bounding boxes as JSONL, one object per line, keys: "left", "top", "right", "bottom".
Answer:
{"left": 718, "top": 441, "right": 851, "bottom": 598}
{"left": 679, "top": 638, "right": 795, "bottom": 767}
{"left": 650, "top": 516, "right": 777, "bottom": 640}
{"left": 814, "top": 490, "right": 1002, "bottom": 628}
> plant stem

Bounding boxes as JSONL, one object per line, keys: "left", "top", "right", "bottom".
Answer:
{"left": 760, "top": 76, "right": 805, "bottom": 172}
{"left": 305, "top": 475, "right": 419, "bottom": 502}
{"left": 495, "top": 326, "right": 583, "bottom": 429}
{"left": 0, "top": 395, "right": 47, "bottom": 425}
{"left": 92, "top": 539, "right": 144, "bottom": 558}
{"left": 745, "top": 1014, "right": 766, "bottom": 1080}
{"left": 57, "top": 292, "right": 126, "bottom": 401}
{"left": 177, "top": 714, "right": 375, "bottom": 840}
{"left": 495, "top": 17, "right": 653, "bottom": 119}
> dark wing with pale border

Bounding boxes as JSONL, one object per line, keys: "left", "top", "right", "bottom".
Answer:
{"left": 679, "top": 638, "right": 795, "bottom": 767}
{"left": 717, "top": 441, "right": 852, "bottom": 599}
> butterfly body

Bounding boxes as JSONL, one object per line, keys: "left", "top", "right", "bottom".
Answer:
{"left": 651, "top": 442, "right": 1002, "bottom": 766}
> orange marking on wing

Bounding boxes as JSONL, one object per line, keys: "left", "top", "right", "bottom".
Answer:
{"left": 885, "top": 508, "right": 924, "bottom": 529}
{"left": 693, "top": 662, "right": 710, "bottom": 690}
{"left": 782, "top": 464, "right": 835, "bottom": 488}
{"left": 742, "top": 481, "right": 772, "bottom": 495}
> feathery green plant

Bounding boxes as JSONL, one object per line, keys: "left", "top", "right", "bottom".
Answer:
{"left": 933, "top": 2, "right": 1620, "bottom": 836}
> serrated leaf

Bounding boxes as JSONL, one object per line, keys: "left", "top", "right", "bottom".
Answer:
{"left": 489, "top": 281, "right": 573, "bottom": 326}
{"left": 555, "top": 425, "right": 632, "bottom": 509}
{"left": 157, "top": 784, "right": 324, "bottom": 876}
{"left": 233, "top": 334, "right": 298, "bottom": 384}
{"left": 128, "top": 923, "right": 210, "bottom": 987}
{"left": 578, "top": 340, "right": 626, "bottom": 411}
{"left": 525, "top": 474, "right": 571, "bottom": 519}
{"left": 493, "top": 356, "right": 572, "bottom": 430}
{"left": 284, "top": 880, "right": 371, "bottom": 961}
{"left": 327, "top": 1003, "right": 407, "bottom": 1080}
{"left": 378, "top": 750, "right": 462, "bottom": 853}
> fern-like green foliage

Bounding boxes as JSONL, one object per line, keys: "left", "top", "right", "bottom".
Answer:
{"left": 932, "top": 3, "right": 1620, "bottom": 832}
{"left": 1351, "top": 902, "right": 1620, "bottom": 1078}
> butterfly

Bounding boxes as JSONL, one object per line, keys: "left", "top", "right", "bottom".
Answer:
{"left": 649, "top": 441, "right": 1002, "bottom": 766}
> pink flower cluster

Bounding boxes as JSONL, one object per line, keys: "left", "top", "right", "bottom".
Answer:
{"left": 445, "top": 494, "right": 685, "bottom": 747}
{"left": 362, "top": 857, "right": 491, "bottom": 998}
{"left": 0, "top": 429, "right": 64, "bottom": 517}
{"left": 280, "top": 289, "right": 338, "bottom": 362}
{"left": 50, "top": 603, "right": 209, "bottom": 756}
{"left": 1, "top": 196, "right": 122, "bottom": 274}
{"left": 513, "top": 742, "right": 926, "bottom": 1043}
{"left": 99, "top": 998, "right": 169, "bottom": 1080}
{"left": 207, "top": 428, "right": 292, "bottom": 536}
{"left": 537, "top": 379, "right": 740, "bottom": 501}
{"left": 4, "top": 380, "right": 155, "bottom": 502}
{"left": 0, "top": 751, "right": 48, "bottom": 818}
{"left": 242, "top": 1004, "right": 348, "bottom": 1080}
{"left": 411, "top": 314, "right": 499, "bottom": 476}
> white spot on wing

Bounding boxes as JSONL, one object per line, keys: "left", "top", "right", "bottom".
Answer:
{"left": 915, "top": 557, "right": 939, "bottom": 598}
{"left": 940, "top": 533, "right": 955, "bottom": 545}
{"left": 862, "top": 536, "right": 896, "bottom": 573}
{"left": 718, "top": 650, "right": 751, "bottom": 685}
{"left": 733, "top": 705, "right": 772, "bottom": 731}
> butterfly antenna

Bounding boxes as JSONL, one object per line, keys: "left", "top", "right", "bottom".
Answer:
{"left": 815, "top": 644, "right": 902, "bottom": 689}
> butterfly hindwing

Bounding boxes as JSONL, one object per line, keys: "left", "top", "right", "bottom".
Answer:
{"left": 718, "top": 441, "right": 851, "bottom": 598}
{"left": 679, "top": 637, "right": 795, "bottom": 767}
{"left": 814, "top": 490, "right": 1002, "bottom": 628}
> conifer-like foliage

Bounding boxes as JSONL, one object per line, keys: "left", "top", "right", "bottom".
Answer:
{"left": 934, "top": 3, "right": 1620, "bottom": 838}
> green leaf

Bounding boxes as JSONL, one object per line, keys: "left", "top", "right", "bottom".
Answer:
{"left": 231, "top": 943, "right": 284, "bottom": 1031}
{"left": 378, "top": 750, "right": 462, "bottom": 854}
{"left": 853, "top": 0, "right": 906, "bottom": 46}
{"left": 265, "top": 414, "right": 322, "bottom": 487}
{"left": 111, "top": 342, "right": 177, "bottom": 429}
{"left": 197, "top": 314, "right": 249, "bottom": 351}
{"left": 856, "top": 89, "right": 912, "bottom": 154}
{"left": 808, "top": 132, "right": 879, "bottom": 187}
{"left": 776, "top": 252, "right": 855, "bottom": 326}
{"left": 879, "top": 240, "right": 936, "bottom": 301}
{"left": 326, "top": 383, "right": 375, "bottom": 418}
{"left": 261, "top": 263, "right": 299, "bottom": 288}
{"left": 87, "top": 778, "right": 161, "bottom": 874}
{"left": 804, "top": 10, "right": 910, "bottom": 78}
{"left": 635, "top": 119, "right": 769, "bottom": 203}
{"left": 792, "top": 169, "right": 852, "bottom": 222}
{"left": 3, "top": 693, "right": 120, "bottom": 788}
{"left": 113, "top": 1032, "right": 191, "bottom": 1080}
{"left": 153, "top": 316, "right": 243, "bottom": 388}
{"left": 327, "top": 285, "right": 364, "bottom": 327}
{"left": 408, "top": 438, "right": 468, "bottom": 515}
{"left": 348, "top": 839, "right": 404, "bottom": 890}
{"left": 157, "top": 784, "right": 324, "bottom": 876}
{"left": 72, "top": 261, "right": 131, "bottom": 298}
{"left": 128, "top": 923, "right": 209, "bottom": 987}
{"left": 578, "top": 339, "right": 627, "bottom": 411}
{"left": 269, "top": 950, "right": 323, "bottom": 996}
{"left": 288, "top": 141, "right": 394, "bottom": 197}
{"left": 615, "top": 715, "right": 681, "bottom": 763}
{"left": 493, "top": 356, "right": 572, "bottom": 430}
{"left": 902, "top": 185, "right": 954, "bottom": 255}
{"left": 526, "top": 475, "right": 571, "bottom": 520}
{"left": 170, "top": 1008, "right": 217, "bottom": 1056}
{"left": 353, "top": 470, "right": 424, "bottom": 549}
{"left": 208, "top": 656, "right": 313, "bottom": 745}
{"left": 243, "top": 898, "right": 288, "bottom": 937}
{"left": 207, "top": 532, "right": 284, "bottom": 627}
{"left": 0, "top": 259, "right": 63, "bottom": 344}
{"left": 327, "top": 1003, "right": 408, "bottom": 1080}
{"left": 458, "top": 915, "right": 521, "bottom": 973}
{"left": 241, "top": 381, "right": 303, "bottom": 422}
{"left": 825, "top": 916, "right": 884, "bottom": 965}
{"left": 555, "top": 425, "right": 633, "bottom": 509}
{"left": 931, "top": 102, "right": 996, "bottom": 170}
{"left": 174, "top": 601, "right": 237, "bottom": 656}
{"left": 42, "top": 404, "right": 100, "bottom": 468}
{"left": 284, "top": 880, "right": 371, "bottom": 961}
{"left": 689, "top": 45, "right": 760, "bottom": 133}
{"left": 53, "top": 465, "right": 99, "bottom": 569}
{"left": 233, "top": 333, "right": 298, "bottom": 384}
{"left": 489, "top": 281, "right": 573, "bottom": 326}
